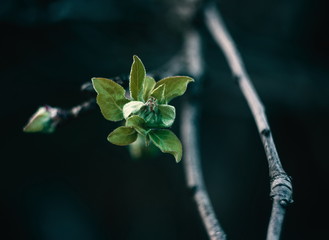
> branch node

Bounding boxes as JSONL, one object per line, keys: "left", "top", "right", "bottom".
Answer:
{"left": 189, "top": 185, "right": 199, "bottom": 196}
{"left": 232, "top": 75, "right": 241, "bottom": 84}
{"left": 270, "top": 174, "right": 293, "bottom": 205}
{"left": 261, "top": 128, "right": 271, "bottom": 137}
{"left": 279, "top": 199, "right": 289, "bottom": 207}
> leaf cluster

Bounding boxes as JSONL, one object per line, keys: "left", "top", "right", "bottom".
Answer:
{"left": 92, "top": 55, "right": 194, "bottom": 162}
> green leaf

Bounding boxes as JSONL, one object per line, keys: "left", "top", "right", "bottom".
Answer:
{"left": 107, "top": 126, "right": 138, "bottom": 146}
{"left": 148, "top": 129, "right": 182, "bottom": 162}
{"left": 92, "top": 77, "right": 129, "bottom": 121}
{"left": 137, "top": 103, "right": 175, "bottom": 128}
{"left": 129, "top": 55, "right": 146, "bottom": 101}
{"left": 158, "top": 104, "right": 176, "bottom": 128}
{"left": 143, "top": 76, "right": 156, "bottom": 102}
{"left": 123, "top": 101, "right": 144, "bottom": 119}
{"left": 150, "top": 84, "right": 165, "bottom": 104}
{"left": 126, "top": 115, "right": 149, "bottom": 136}
{"left": 142, "top": 111, "right": 159, "bottom": 128}
{"left": 154, "top": 76, "right": 194, "bottom": 103}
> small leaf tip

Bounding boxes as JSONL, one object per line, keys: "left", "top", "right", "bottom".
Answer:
{"left": 184, "top": 76, "right": 194, "bottom": 82}
{"left": 133, "top": 55, "right": 140, "bottom": 61}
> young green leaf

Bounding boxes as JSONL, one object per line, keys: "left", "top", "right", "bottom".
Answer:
{"left": 92, "top": 77, "right": 129, "bottom": 121}
{"left": 158, "top": 104, "right": 176, "bottom": 128}
{"left": 107, "top": 126, "right": 138, "bottom": 146}
{"left": 142, "top": 111, "right": 159, "bottom": 128}
{"left": 123, "top": 101, "right": 144, "bottom": 119}
{"left": 154, "top": 76, "right": 194, "bottom": 103}
{"left": 129, "top": 55, "right": 146, "bottom": 101}
{"left": 150, "top": 84, "right": 166, "bottom": 104}
{"left": 125, "top": 115, "right": 149, "bottom": 136}
{"left": 143, "top": 76, "right": 156, "bottom": 102}
{"left": 148, "top": 129, "right": 182, "bottom": 162}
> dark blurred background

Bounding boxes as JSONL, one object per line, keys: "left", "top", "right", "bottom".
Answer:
{"left": 1, "top": 0, "right": 328, "bottom": 239}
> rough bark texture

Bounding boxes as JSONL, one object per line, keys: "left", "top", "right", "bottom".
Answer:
{"left": 181, "top": 101, "right": 227, "bottom": 240}
{"left": 204, "top": 3, "right": 293, "bottom": 240}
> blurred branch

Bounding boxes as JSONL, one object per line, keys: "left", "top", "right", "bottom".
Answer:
{"left": 181, "top": 101, "right": 227, "bottom": 240}
{"left": 151, "top": 27, "right": 227, "bottom": 239}
{"left": 179, "top": 29, "right": 227, "bottom": 240}
{"left": 204, "top": 3, "right": 293, "bottom": 240}
{"left": 61, "top": 98, "right": 97, "bottom": 121}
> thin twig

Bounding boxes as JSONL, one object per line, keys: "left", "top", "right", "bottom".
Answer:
{"left": 150, "top": 28, "right": 227, "bottom": 239}
{"left": 25, "top": 73, "right": 131, "bottom": 132}
{"left": 181, "top": 101, "right": 227, "bottom": 240}
{"left": 180, "top": 29, "right": 227, "bottom": 240}
{"left": 59, "top": 98, "right": 97, "bottom": 121}
{"left": 53, "top": 98, "right": 97, "bottom": 128}
{"left": 204, "top": 3, "right": 293, "bottom": 240}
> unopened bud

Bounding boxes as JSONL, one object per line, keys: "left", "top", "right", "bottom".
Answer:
{"left": 23, "top": 105, "right": 58, "bottom": 133}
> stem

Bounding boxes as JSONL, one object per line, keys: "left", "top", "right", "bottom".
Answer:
{"left": 54, "top": 98, "right": 97, "bottom": 128}
{"left": 180, "top": 29, "right": 226, "bottom": 240}
{"left": 59, "top": 98, "right": 97, "bottom": 121}
{"left": 26, "top": 73, "right": 130, "bottom": 130}
{"left": 153, "top": 27, "right": 226, "bottom": 239}
{"left": 204, "top": 3, "right": 293, "bottom": 240}
{"left": 181, "top": 100, "right": 226, "bottom": 240}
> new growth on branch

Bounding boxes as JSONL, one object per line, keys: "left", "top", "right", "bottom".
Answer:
{"left": 24, "top": 55, "right": 194, "bottom": 163}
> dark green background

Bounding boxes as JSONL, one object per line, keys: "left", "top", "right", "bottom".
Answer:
{"left": 1, "top": 0, "right": 328, "bottom": 239}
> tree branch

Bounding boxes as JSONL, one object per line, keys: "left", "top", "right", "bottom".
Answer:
{"left": 141, "top": 27, "right": 227, "bottom": 239}
{"left": 181, "top": 101, "right": 226, "bottom": 240}
{"left": 204, "top": 3, "right": 293, "bottom": 240}
{"left": 58, "top": 98, "right": 97, "bottom": 123}
{"left": 180, "top": 29, "right": 227, "bottom": 240}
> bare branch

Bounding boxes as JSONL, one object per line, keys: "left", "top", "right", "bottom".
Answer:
{"left": 181, "top": 101, "right": 226, "bottom": 240}
{"left": 60, "top": 98, "right": 97, "bottom": 121}
{"left": 53, "top": 98, "right": 97, "bottom": 128}
{"left": 150, "top": 27, "right": 227, "bottom": 240}
{"left": 180, "top": 29, "right": 227, "bottom": 240}
{"left": 204, "top": 3, "right": 293, "bottom": 240}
